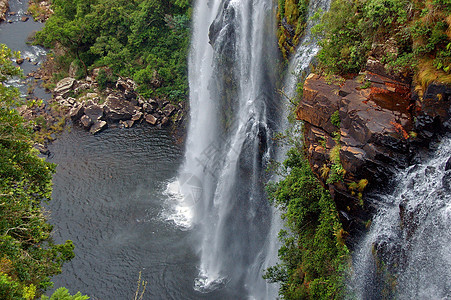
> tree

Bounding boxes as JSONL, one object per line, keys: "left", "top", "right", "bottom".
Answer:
{"left": 0, "top": 44, "right": 74, "bottom": 297}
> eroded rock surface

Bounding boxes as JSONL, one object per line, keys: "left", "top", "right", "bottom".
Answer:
{"left": 297, "top": 72, "right": 451, "bottom": 237}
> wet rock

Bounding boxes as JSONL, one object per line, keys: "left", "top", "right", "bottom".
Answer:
{"left": 21, "top": 16, "right": 29, "bottom": 22}
{"left": 442, "top": 171, "right": 451, "bottom": 192}
{"left": 80, "top": 115, "right": 93, "bottom": 129}
{"left": 69, "top": 105, "right": 84, "bottom": 121}
{"left": 84, "top": 104, "right": 104, "bottom": 121}
{"left": 120, "top": 120, "right": 134, "bottom": 128}
{"left": 33, "top": 143, "right": 50, "bottom": 156}
{"left": 16, "top": 58, "right": 24, "bottom": 65}
{"left": 90, "top": 120, "right": 107, "bottom": 134}
{"left": 445, "top": 157, "right": 451, "bottom": 171}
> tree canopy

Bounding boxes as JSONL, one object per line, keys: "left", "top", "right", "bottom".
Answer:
{"left": 0, "top": 44, "right": 74, "bottom": 299}
{"left": 36, "top": 0, "right": 191, "bottom": 102}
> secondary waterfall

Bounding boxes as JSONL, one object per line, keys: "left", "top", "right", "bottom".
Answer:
{"left": 350, "top": 137, "right": 451, "bottom": 299}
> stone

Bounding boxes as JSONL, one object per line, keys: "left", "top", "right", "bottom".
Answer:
{"left": 84, "top": 104, "right": 104, "bottom": 121}
{"left": 21, "top": 16, "right": 29, "bottom": 22}
{"left": 120, "top": 119, "right": 134, "bottom": 128}
{"left": 131, "top": 111, "right": 143, "bottom": 122}
{"left": 80, "top": 115, "right": 93, "bottom": 128}
{"left": 69, "top": 105, "right": 84, "bottom": 121}
{"left": 66, "top": 97, "right": 76, "bottom": 105}
{"left": 116, "top": 77, "right": 137, "bottom": 92}
{"left": 33, "top": 143, "right": 50, "bottom": 156}
{"left": 54, "top": 77, "right": 76, "bottom": 97}
{"left": 104, "top": 94, "right": 139, "bottom": 121}
{"left": 161, "top": 116, "right": 169, "bottom": 126}
{"left": 74, "top": 83, "right": 91, "bottom": 95}
{"left": 163, "top": 104, "right": 176, "bottom": 117}
{"left": 145, "top": 114, "right": 157, "bottom": 125}
{"left": 445, "top": 157, "right": 451, "bottom": 172}
{"left": 297, "top": 73, "right": 413, "bottom": 191}
{"left": 16, "top": 58, "right": 24, "bottom": 65}
{"left": 90, "top": 120, "right": 107, "bottom": 134}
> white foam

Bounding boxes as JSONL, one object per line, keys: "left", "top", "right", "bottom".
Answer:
{"left": 162, "top": 179, "right": 194, "bottom": 230}
{"left": 193, "top": 270, "right": 229, "bottom": 293}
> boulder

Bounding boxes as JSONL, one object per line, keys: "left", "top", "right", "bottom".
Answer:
{"left": 161, "top": 116, "right": 169, "bottom": 126}
{"left": 163, "top": 104, "right": 176, "bottom": 117}
{"left": 131, "top": 111, "right": 143, "bottom": 122}
{"left": 145, "top": 114, "right": 157, "bottom": 125}
{"left": 54, "top": 77, "right": 76, "bottom": 97}
{"left": 0, "top": 0, "right": 8, "bottom": 21}
{"left": 16, "top": 58, "right": 24, "bottom": 65}
{"left": 84, "top": 104, "right": 104, "bottom": 121}
{"left": 69, "top": 105, "right": 84, "bottom": 121}
{"left": 120, "top": 120, "right": 134, "bottom": 128}
{"left": 103, "top": 94, "right": 140, "bottom": 121}
{"left": 80, "top": 115, "right": 93, "bottom": 129}
{"left": 90, "top": 120, "right": 107, "bottom": 134}
{"left": 21, "top": 16, "right": 29, "bottom": 22}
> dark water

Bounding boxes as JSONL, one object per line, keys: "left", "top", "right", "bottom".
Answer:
{"left": 0, "top": 0, "right": 50, "bottom": 100}
{"left": 47, "top": 126, "right": 237, "bottom": 299}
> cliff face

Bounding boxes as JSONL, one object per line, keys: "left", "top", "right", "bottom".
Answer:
{"left": 297, "top": 71, "right": 451, "bottom": 239}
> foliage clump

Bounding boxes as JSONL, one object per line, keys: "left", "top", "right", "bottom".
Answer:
{"left": 0, "top": 44, "right": 74, "bottom": 298}
{"left": 35, "top": 0, "right": 191, "bottom": 102}
{"left": 264, "top": 145, "right": 349, "bottom": 299}
{"left": 314, "top": 0, "right": 451, "bottom": 88}
{"left": 277, "top": 0, "right": 310, "bottom": 58}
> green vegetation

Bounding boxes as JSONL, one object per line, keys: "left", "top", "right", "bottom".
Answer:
{"left": 35, "top": 0, "right": 191, "bottom": 102}
{"left": 277, "top": 0, "right": 310, "bottom": 58}
{"left": 330, "top": 110, "right": 340, "bottom": 128}
{"left": 315, "top": 0, "right": 451, "bottom": 90}
{"left": 40, "top": 288, "right": 89, "bottom": 300}
{"left": 0, "top": 44, "right": 74, "bottom": 298}
{"left": 264, "top": 143, "right": 349, "bottom": 299}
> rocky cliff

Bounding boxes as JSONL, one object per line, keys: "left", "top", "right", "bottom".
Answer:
{"left": 296, "top": 71, "right": 451, "bottom": 239}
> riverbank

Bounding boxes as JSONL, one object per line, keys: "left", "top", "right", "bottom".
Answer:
{"left": 0, "top": 0, "right": 187, "bottom": 155}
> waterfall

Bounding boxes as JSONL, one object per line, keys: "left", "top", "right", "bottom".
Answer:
{"left": 350, "top": 137, "right": 451, "bottom": 299}
{"left": 174, "top": 0, "right": 279, "bottom": 296}
{"left": 169, "top": 0, "right": 332, "bottom": 298}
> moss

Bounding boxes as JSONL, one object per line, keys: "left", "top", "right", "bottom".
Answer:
{"left": 277, "top": 0, "right": 310, "bottom": 59}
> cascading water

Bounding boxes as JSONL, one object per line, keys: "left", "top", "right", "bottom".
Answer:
{"left": 171, "top": 0, "right": 279, "bottom": 297}
{"left": 168, "top": 0, "right": 332, "bottom": 298}
{"left": 283, "top": 0, "right": 331, "bottom": 99}
{"left": 350, "top": 137, "right": 451, "bottom": 299}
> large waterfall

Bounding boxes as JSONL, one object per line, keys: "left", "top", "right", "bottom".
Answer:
{"left": 173, "top": 0, "right": 279, "bottom": 297}
{"left": 350, "top": 137, "right": 451, "bottom": 299}
{"left": 167, "top": 0, "right": 335, "bottom": 298}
